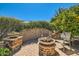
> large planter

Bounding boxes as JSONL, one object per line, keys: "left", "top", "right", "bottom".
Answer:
{"left": 3, "top": 36, "right": 23, "bottom": 54}
{"left": 38, "top": 37, "right": 56, "bottom": 56}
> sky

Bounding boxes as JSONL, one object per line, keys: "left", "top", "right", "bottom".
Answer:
{"left": 0, "top": 3, "right": 77, "bottom": 21}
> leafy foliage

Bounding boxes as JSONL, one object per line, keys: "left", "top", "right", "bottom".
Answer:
{"left": 50, "top": 5, "right": 79, "bottom": 36}
{"left": 25, "top": 21, "right": 54, "bottom": 31}
{"left": 0, "top": 17, "right": 24, "bottom": 40}
{"left": 0, "top": 48, "right": 11, "bottom": 56}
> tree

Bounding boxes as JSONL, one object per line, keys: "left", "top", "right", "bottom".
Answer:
{"left": 0, "top": 17, "right": 23, "bottom": 40}
{"left": 50, "top": 5, "right": 79, "bottom": 51}
{"left": 50, "top": 5, "right": 79, "bottom": 36}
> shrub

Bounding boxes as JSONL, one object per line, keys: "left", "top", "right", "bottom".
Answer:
{"left": 0, "top": 48, "right": 11, "bottom": 56}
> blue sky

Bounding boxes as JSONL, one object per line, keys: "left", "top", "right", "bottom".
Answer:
{"left": 0, "top": 3, "right": 77, "bottom": 21}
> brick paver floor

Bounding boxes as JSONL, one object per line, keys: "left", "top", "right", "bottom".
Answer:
{"left": 14, "top": 39, "right": 79, "bottom": 56}
{"left": 14, "top": 43, "right": 39, "bottom": 56}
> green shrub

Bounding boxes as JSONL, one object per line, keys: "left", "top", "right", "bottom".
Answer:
{"left": 25, "top": 21, "right": 53, "bottom": 31}
{"left": 0, "top": 48, "right": 11, "bottom": 56}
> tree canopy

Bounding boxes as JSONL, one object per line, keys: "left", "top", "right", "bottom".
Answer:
{"left": 0, "top": 17, "right": 24, "bottom": 40}
{"left": 50, "top": 5, "right": 79, "bottom": 36}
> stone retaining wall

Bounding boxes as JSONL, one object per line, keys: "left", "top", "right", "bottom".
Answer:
{"left": 22, "top": 28, "right": 52, "bottom": 43}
